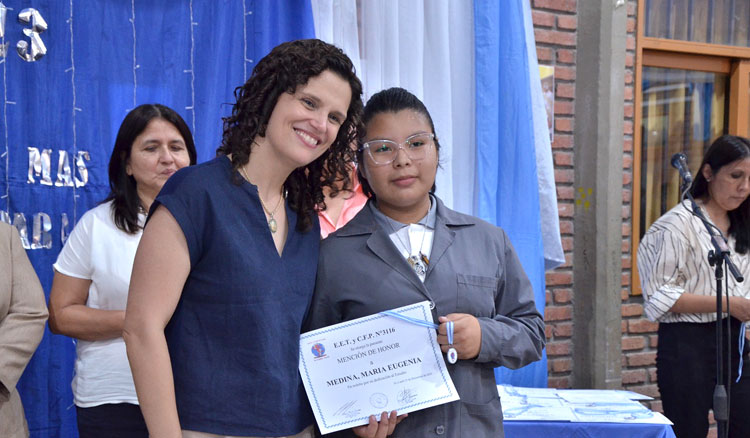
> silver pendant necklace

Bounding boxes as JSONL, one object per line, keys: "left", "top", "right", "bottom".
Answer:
{"left": 389, "top": 221, "right": 429, "bottom": 277}
{"left": 239, "top": 164, "right": 284, "bottom": 234}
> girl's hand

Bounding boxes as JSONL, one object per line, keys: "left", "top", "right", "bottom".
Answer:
{"left": 353, "top": 411, "right": 407, "bottom": 438}
{"left": 437, "top": 314, "right": 482, "bottom": 360}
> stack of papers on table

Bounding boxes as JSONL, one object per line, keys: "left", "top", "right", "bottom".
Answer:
{"left": 498, "top": 385, "right": 672, "bottom": 425}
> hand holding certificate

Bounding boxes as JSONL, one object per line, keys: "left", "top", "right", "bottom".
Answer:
{"left": 299, "top": 301, "right": 459, "bottom": 434}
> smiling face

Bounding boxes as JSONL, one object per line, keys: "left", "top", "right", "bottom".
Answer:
{"left": 361, "top": 109, "right": 438, "bottom": 223}
{"left": 261, "top": 69, "right": 352, "bottom": 169}
{"left": 126, "top": 118, "right": 191, "bottom": 203}
{"left": 702, "top": 157, "right": 750, "bottom": 214}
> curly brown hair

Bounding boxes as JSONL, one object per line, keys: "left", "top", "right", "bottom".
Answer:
{"left": 217, "top": 39, "right": 363, "bottom": 232}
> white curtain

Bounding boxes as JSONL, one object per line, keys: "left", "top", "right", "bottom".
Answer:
{"left": 311, "top": 0, "right": 475, "bottom": 212}
{"left": 522, "top": 0, "right": 564, "bottom": 270}
{"left": 312, "top": 0, "right": 563, "bottom": 269}
{"left": 310, "top": 0, "right": 361, "bottom": 77}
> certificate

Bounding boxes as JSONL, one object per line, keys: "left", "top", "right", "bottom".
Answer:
{"left": 299, "top": 301, "right": 460, "bottom": 434}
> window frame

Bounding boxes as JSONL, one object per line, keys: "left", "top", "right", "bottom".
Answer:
{"left": 631, "top": 1, "right": 750, "bottom": 295}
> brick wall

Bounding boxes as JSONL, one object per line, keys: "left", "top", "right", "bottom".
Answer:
{"left": 531, "top": 0, "right": 577, "bottom": 390}
{"left": 531, "top": 0, "right": 664, "bottom": 408}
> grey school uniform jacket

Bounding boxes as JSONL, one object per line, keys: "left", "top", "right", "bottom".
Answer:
{"left": 306, "top": 197, "right": 545, "bottom": 438}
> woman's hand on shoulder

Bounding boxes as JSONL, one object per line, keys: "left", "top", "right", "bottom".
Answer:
{"left": 353, "top": 411, "right": 406, "bottom": 438}
{"left": 437, "top": 314, "right": 482, "bottom": 360}
{"left": 728, "top": 296, "right": 750, "bottom": 322}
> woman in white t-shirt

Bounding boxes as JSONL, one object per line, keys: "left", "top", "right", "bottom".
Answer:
{"left": 48, "top": 104, "right": 196, "bottom": 438}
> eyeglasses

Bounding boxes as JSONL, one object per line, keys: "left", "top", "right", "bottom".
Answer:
{"left": 360, "top": 133, "right": 435, "bottom": 165}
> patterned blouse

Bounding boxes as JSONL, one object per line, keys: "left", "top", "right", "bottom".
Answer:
{"left": 638, "top": 200, "right": 750, "bottom": 323}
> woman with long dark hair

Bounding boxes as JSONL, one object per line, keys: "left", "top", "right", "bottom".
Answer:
{"left": 123, "top": 39, "right": 364, "bottom": 438}
{"left": 49, "top": 104, "right": 196, "bottom": 438}
{"left": 639, "top": 135, "right": 750, "bottom": 438}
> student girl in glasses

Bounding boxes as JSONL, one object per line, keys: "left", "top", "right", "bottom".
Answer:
{"left": 306, "top": 87, "right": 545, "bottom": 438}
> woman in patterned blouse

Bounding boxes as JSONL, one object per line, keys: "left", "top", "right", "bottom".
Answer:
{"left": 638, "top": 135, "right": 750, "bottom": 438}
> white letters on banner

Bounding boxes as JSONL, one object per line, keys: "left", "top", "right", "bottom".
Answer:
{"left": 27, "top": 148, "right": 90, "bottom": 187}
{"left": 0, "top": 3, "right": 48, "bottom": 62}
{"left": 0, "top": 211, "right": 67, "bottom": 250}
{"left": 0, "top": 5, "right": 77, "bottom": 249}
{"left": 2, "top": 147, "right": 88, "bottom": 249}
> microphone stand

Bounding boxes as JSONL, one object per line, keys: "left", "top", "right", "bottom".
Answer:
{"left": 681, "top": 181, "right": 744, "bottom": 438}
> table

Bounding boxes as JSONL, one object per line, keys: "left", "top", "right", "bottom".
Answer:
{"left": 504, "top": 420, "right": 676, "bottom": 438}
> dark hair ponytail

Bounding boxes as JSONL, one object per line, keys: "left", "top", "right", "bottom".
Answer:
{"left": 356, "top": 87, "right": 440, "bottom": 200}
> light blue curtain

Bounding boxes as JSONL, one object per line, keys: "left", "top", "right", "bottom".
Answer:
{"left": 474, "top": 0, "right": 548, "bottom": 388}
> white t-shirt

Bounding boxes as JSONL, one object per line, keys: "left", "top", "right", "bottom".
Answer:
{"left": 53, "top": 201, "right": 143, "bottom": 407}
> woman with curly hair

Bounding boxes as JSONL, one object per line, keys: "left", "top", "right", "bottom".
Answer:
{"left": 123, "top": 39, "right": 363, "bottom": 438}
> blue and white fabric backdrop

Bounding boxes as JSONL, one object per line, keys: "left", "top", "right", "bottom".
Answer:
{"left": 0, "top": 1, "right": 313, "bottom": 437}
{"left": 3, "top": 0, "right": 559, "bottom": 435}
{"left": 474, "top": 0, "right": 548, "bottom": 387}
{"left": 313, "top": 0, "right": 555, "bottom": 388}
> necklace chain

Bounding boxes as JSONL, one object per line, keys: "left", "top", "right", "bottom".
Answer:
{"left": 239, "top": 164, "right": 284, "bottom": 233}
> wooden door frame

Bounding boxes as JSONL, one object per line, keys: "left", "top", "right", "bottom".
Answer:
{"left": 729, "top": 60, "right": 750, "bottom": 137}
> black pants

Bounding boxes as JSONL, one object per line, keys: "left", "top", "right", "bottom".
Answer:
{"left": 76, "top": 403, "right": 148, "bottom": 438}
{"left": 657, "top": 318, "right": 750, "bottom": 438}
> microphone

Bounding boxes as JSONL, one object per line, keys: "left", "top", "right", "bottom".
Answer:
{"left": 670, "top": 153, "right": 693, "bottom": 185}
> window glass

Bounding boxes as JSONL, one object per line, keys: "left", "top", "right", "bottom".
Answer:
{"left": 640, "top": 67, "right": 728, "bottom": 236}
{"left": 645, "top": 0, "right": 750, "bottom": 47}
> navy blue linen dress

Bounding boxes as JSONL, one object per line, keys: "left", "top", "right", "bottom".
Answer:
{"left": 152, "top": 156, "right": 317, "bottom": 436}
